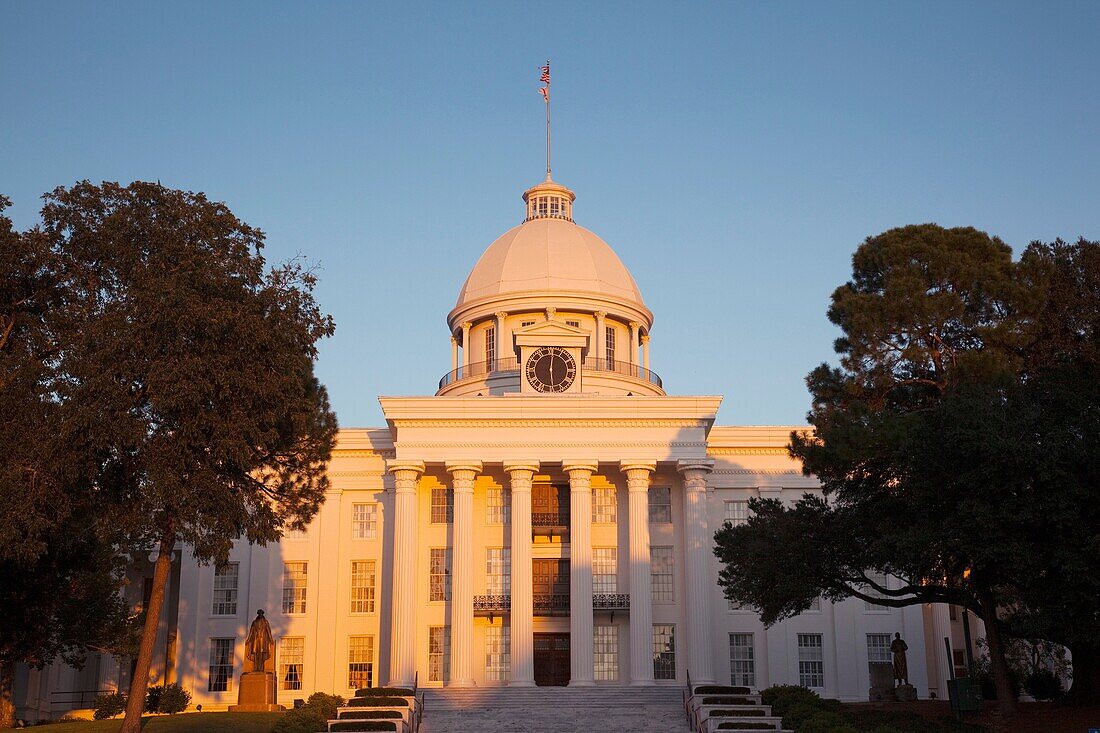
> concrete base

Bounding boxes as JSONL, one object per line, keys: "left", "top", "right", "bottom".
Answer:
{"left": 895, "top": 683, "right": 917, "bottom": 701}
{"left": 868, "top": 686, "right": 896, "bottom": 702}
{"left": 228, "top": 671, "right": 284, "bottom": 712}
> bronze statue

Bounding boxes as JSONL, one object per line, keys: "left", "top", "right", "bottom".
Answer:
{"left": 891, "top": 632, "right": 909, "bottom": 685}
{"left": 245, "top": 609, "right": 274, "bottom": 673}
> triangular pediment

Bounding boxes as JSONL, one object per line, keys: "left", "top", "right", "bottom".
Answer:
{"left": 513, "top": 319, "right": 591, "bottom": 352}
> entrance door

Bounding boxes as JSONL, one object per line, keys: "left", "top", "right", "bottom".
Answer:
{"left": 534, "top": 633, "right": 570, "bottom": 686}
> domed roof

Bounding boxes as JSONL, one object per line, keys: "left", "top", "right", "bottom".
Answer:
{"left": 454, "top": 181, "right": 645, "bottom": 310}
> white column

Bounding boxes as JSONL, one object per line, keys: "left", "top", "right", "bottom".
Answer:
{"left": 565, "top": 460, "right": 598, "bottom": 686}
{"left": 594, "top": 311, "right": 607, "bottom": 365}
{"left": 386, "top": 460, "right": 424, "bottom": 687}
{"left": 628, "top": 321, "right": 640, "bottom": 366}
{"left": 446, "top": 461, "right": 482, "bottom": 687}
{"left": 506, "top": 461, "right": 539, "bottom": 686}
{"left": 677, "top": 459, "right": 716, "bottom": 684}
{"left": 641, "top": 334, "right": 650, "bottom": 372}
{"left": 450, "top": 335, "right": 458, "bottom": 372}
{"left": 622, "top": 460, "right": 657, "bottom": 685}
{"left": 495, "top": 311, "right": 509, "bottom": 365}
{"left": 929, "top": 603, "right": 954, "bottom": 698}
{"left": 461, "top": 321, "right": 473, "bottom": 370}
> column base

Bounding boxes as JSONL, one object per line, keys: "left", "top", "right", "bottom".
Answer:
{"left": 509, "top": 679, "right": 537, "bottom": 687}
{"left": 630, "top": 679, "right": 656, "bottom": 686}
{"left": 569, "top": 679, "right": 596, "bottom": 687}
{"left": 447, "top": 679, "right": 475, "bottom": 688}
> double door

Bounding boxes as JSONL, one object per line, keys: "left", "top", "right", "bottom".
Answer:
{"left": 533, "top": 633, "right": 570, "bottom": 686}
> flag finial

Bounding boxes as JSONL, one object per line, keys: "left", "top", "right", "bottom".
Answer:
{"left": 539, "top": 61, "right": 551, "bottom": 181}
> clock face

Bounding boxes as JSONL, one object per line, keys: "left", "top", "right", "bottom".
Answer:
{"left": 525, "top": 346, "right": 577, "bottom": 393}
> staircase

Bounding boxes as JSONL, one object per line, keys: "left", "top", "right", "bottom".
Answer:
{"left": 420, "top": 686, "right": 686, "bottom": 733}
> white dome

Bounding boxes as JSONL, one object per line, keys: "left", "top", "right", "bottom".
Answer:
{"left": 455, "top": 217, "right": 645, "bottom": 309}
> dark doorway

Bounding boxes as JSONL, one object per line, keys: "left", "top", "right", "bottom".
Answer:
{"left": 534, "top": 633, "right": 570, "bottom": 686}
{"left": 532, "top": 559, "right": 570, "bottom": 615}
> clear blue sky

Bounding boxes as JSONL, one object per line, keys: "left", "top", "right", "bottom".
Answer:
{"left": 4, "top": 2, "right": 1099, "bottom": 427}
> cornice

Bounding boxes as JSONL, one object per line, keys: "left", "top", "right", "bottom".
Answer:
{"left": 392, "top": 419, "right": 709, "bottom": 429}
{"left": 395, "top": 441, "right": 707, "bottom": 449}
{"left": 712, "top": 468, "right": 805, "bottom": 475}
{"left": 380, "top": 395, "right": 722, "bottom": 423}
{"left": 330, "top": 471, "right": 386, "bottom": 478}
{"left": 707, "top": 447, "right": 791, "bottom": 456}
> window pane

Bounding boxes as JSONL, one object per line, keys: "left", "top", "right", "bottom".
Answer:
{"left": 649, "top": 488, "right": 672, "bottom": 524}
{"left": 592, "top": 487, "right": 617, "bottom": 523}
{"left": 430, "top": 548, "right": 452, "bottom": 601}
{"left": 351, "top": 560, "right": 376, "bottom": 613}
{"left": 867, "top": 633, "right": 892, "bottom": 681}
{"left": 485, "top": 326, "right": 496, "bottom": 364}
{"left": 282, "top": 562, "right": 307, "bottom": 614}
{"left": 864, "top": 571, "right": 889, "bottom": 611}
{"left": 348, "top": 636, "right": 375, "bottom": 689}
{"left": 798, "top": 633, "right": 825, "bottom": 688}
{"left": 593, "top": 548, "right": 617, "bottom": 594}
{"left": 486, "top": 487, "right": 510, "bottom": 525}
{"left": 352, "top": 503, "right": 378, "bottom": 540}
{"left": 652, "top": 624, "right": 676, "bottom": 680}
{"left": 208, "top": 638, "right": 234, "bottom": 692}
{"left": 485, "top": 626, "right": 510, "bottom": 681}
{"left": 486, "top": 548, "right": 511, "bottom": 595}
{"left": 724, "top": 500, "right": 749, "bottom": 526}
{"left": 212, "top": 563, "right": 238, "bottom": 616}
{"left": 594, "top": 625, "right": 619, "bottom": 681}
{"left": 605, "top": 326, "right": 616, "bottom": 364}
{"left": 429, "top": 626, "right": 450, "bottom": 682}
{"left": 651, "top": 546, "right": 674, "bottom": 601}
{"left": 431, "top": 488, "right": 453, "bottom": 524}
{"left": 729, "top": 633, "right": 755, "bottom": 687}
{"left": 280, "top": 637, "right": 304, "bottom": 690}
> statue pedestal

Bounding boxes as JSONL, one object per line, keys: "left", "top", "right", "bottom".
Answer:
{"left": 228, "top": 671, "right": 285, "bottom": 712}
{"left": 895, "top": 683, "right": 917, "bottom": 702}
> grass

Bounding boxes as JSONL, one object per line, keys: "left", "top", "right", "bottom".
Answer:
{"left": 28, "top": 712, "right": 283, "bottom": 733}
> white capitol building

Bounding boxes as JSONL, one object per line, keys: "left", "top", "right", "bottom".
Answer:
{"left": 18, "top": 175, "right": 979, "bottom": 719}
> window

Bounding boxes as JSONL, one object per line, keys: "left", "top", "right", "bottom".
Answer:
{"left": 485, "top": 626, "right": 509, "bottom": 681}
{"left": 867, "top": 633, "right": 891, "bottom": 680}
{"left": 798, "top": 634, "right": 825, "bottom": 688}
{"left": 864, "top": 571, "right": 889, "bottom": 611}
{"left": 728, "top": 598, "right": 751, "bottom": 611}
{"left": 282, "top": 562, "right": 307, "bottom": 614}
{"left": 485, "top": 326, "right": 496, "bottom": 363}
{"left": 724, "top": 500, "right": 749, "bottom": 526}
{"left": 605, "top": 325, "right": 616, "bottom": 363}
{"left": 651, "top": 546, "right": 674, "bottom": 601}
{"left": 430, "top": 548, "right": 451, "bottom": 601}
{"left": 594, "top": 625, "right": 619, "bottom": 681}
{"left": 648, "top": 487, "right": 672, "bottom": 524}
{"left": 284, "top": 526, "right": 307, "bottom": 539}
{"left": 593, "top": 548, "right": 618, "bottom": 593}
{"left": 428, "top": 626, "right": 450, "bottom": 682}
{"left": 351, "top": 560, "right": 376, "bottom": 613}
{"left": 486, "top": 487, "right": 510, "bottom": 524}
{"left": 729, "top": 633, "right": 755, "bottom": 687}
{"left": 431, "top": 488, "right": 453, "bottom": 524}
{"left": 565, "top": 319, "right": 580, "bottom": 328}
{"left": 486, "top": 548, "right": 511, "bottom": 595}
{"left": 592, "top": 487, "right": 617, "bottom": 523}
{"left": 212, "top": 563, "right": 239, "bottom": 616}
{"left": 352, "top": 503, "right": 378, "bottom": 539}
{"left": 208, "top": 638, "right": 234, "bottom": 692}
{"left": 653, "top": 624, "right": 676, "bottom": 680}
{"left": 808, "top": 597, "right": 822, "bottom": 611}
{"left": 348, "top": 636, "right": 374, "bottom": 689}
{"left": 521, "top": 320, "right": 536, "bottom": 328}
{"left": 280, "top": 637, "right": 304, "bottom": 690}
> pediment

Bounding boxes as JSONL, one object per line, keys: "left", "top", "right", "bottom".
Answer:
{"left": 513, "top": 319, "right": 591, "bottom": 351}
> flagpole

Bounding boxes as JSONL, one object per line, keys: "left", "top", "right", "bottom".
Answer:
{"left": 545, "top": 59, "right": 552, "bottom": 181}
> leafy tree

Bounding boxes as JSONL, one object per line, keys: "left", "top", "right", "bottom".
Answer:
{"left": 715, "top": 226, "right": 1099, "bottom": 713}
{"left": 0, "top": 196, "right": 134, "bottom": 728}
{"left": 36, "top": 181, "right": 338, "bottom": 733}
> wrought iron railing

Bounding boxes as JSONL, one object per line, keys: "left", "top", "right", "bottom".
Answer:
{"left": 531, "top": 512, "right": 570, "bottom": 527}
{"left": 533, "top": 593, "right": 570, "bottom": 616}
{"left": 438, "top": 355, "right": 662, "bottom": 389}
{"left": 473, "top": 594, "right": 511, "bottom": 614}
{"left": 592, "top": 593, "right": 630, "bottom": 611}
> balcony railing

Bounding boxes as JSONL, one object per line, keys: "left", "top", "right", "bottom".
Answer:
{"left": 592, "top": 593, "right": 630, "bottom": 611}
{"left": 533, "top": 593, "right": 571, "bottom": 616}
{"left": 473, "top": 594, "right": 511, "bottom": 616}
{"left": 438, "top": 356, "right": 662, "bottom": 390}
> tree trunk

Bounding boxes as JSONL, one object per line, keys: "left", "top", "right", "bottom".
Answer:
{"left": 0, "top": 661, "right": 14, "bottom": 729}
{"left": 1066, "top": 643, "right": 1100, "bottom": 705}
{"left": 978, "top": 587, "right": 1017, "bottom": 716}
{"left": 118, "top": 531, "right": 175, "bottom": 733}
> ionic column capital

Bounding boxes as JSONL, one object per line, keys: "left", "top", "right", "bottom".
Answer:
{"left": 445, "top": 461, "right": 483, "bottom": 492}
{"left": 594, "top": 310, "right": 607, "bottom": 319}
{"left": 494, "top": 311, "right": 509, "bottom": 320}
{"left": 562, "top": 459, "right": 599, "bottom": 475}
{"left": 503, "top": 460, "right": 540, "bottom": 485}
{"left": 619, "top": 460, "right": 657, "bottom": 475}
{"left": 678, "top": 459, "right": 714, "bottom": 492}
{"left": 386, "top": 460, "right": 425, "bottom": 491}
{"left": 640, "top": 334, "right": 651, "bottom": 345}
{"left": 461, "top": 321, "right": 473, "bottom": 330}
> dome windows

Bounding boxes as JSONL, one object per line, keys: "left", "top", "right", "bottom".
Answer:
{"left": 526, "top": 193, "right": 572, "bottom": 222}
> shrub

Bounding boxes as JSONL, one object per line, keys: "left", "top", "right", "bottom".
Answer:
{"left": 716, "top": 724, "right": 777, "bottom": 731}
{"left": 782, "top": 701, "right": 826, "bottom": 731}
{"left": 92, "top": 692, "right": 126, "bottom": 720}
{"left": 272, "top": 692, "right": 348, "bottom": 733}
{"left": 761, "top": 684, "right": 823, "bottom": 716}
{"left": 144, "top": 683, "right": 190, "bottom": 713}
{"left": 339, "top": 710, "right": 403, "bottom": 719}
{"left": 801, "top": 710, "right": 847, "bottom": 733}
{"left": 710, "top": 709, "right": 767, "bottom": 716}
{"left": 346, "top": 696, "right": 409, "bottom": 707}
{"left": 353, "top": 687, "right": 414, "bottom": 697}
{"left": 696, "top": 685, "right": 752, "bottom": 695}
{"left": 1023, "top": 668, "right": 1063, "bottom": 701}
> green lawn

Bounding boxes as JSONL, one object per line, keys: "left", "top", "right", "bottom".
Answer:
{"left": 29, "top": 712, "right": 283, "bottom": 733}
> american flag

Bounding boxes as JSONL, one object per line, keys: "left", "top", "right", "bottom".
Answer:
{"left": 540, "top": 63, "right": 550, "bottom": 85}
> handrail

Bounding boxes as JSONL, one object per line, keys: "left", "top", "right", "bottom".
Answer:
{"left": 438, "top": 355, "right": 662, "bottom": 389}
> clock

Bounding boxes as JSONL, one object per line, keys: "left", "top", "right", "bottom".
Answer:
{"left": 525, "top": 346, "right": 577, "bottom": 393}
